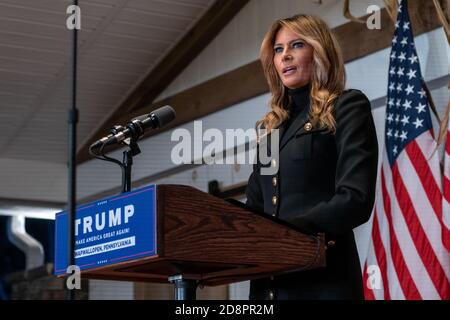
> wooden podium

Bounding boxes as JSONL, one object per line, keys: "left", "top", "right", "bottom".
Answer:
{"left": 77, "top": 184, "right": 326, "bottom": 299}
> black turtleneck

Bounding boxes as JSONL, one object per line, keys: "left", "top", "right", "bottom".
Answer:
{"left": 283, "top": 83, "right": 311, "bottom": 133}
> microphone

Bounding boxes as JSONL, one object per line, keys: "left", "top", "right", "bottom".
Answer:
{"left": 90, "top": 105, "right": 176, "bottom": 149}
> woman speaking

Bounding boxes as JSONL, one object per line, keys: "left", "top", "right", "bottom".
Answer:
{"left": 245, "top": 14, "right": 379, "bottom": 300}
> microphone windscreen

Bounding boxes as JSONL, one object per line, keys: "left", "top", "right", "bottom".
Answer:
{"left": 152, "top": 105, "right": 176, "bottom": 127}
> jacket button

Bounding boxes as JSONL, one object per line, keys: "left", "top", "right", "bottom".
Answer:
{"left": 304, "top": 122, "right": 312, "bottom": 131}
{"left": 271, "top": 158, "right": 277, "bottom": 168}
{"left": 272, "top": 196, "right": 277, "bottom": 205}
{"left": 268, "top": 290, "right": 274, "bottom": 300}
{"left": 327, "top": 240, "right": 336, "bottom": 247}
{"left": 272, "top": 177, "right": 277, "bottom": 187}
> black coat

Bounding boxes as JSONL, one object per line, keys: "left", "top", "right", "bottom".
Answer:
{"left": 245, "top": 89, "right": 379, "bottom": 300}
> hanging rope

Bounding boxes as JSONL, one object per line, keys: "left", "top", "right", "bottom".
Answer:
{"left": 422, "top": 80, "right": 441, "bottom": 124}
{"left": 431, "top": 0, "right": 450, "bottom": 147}
{"left": 383, "top": 0, "right": 399, "bottom": 23}
{"left": 433, "top": 0, "right": 450, "bottom": 44}
{"left": 437, "top": 84, "right": 450, "bottom": 148}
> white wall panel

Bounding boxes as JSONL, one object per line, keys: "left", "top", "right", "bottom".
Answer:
{"left": 0, "top": 158, "right": 67, "bottom": 202}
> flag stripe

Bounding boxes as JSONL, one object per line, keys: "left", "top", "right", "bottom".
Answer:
{"left": 415, "top": 132, "right": 443, "bottom": 191}
{"left": 414, "top": 132, "right": 443, "bottom": 188}
{"left": 391, "top": 164, "right": 449, "bottom": 299}
{"left": 415, "top": 132, "right": 449, "bottom": 253}
{"left": 385, "top": 159, "right": 441, "bottom": 299}
{"left": 371, "top": 209, "right": 391, "bottom": 299}
{"left": 397, "top": 147, "right": 450, "bottom": 281}
{"left": 444, "top": 176, "right": 450, "bottom": 203}
{"left": 444, "top": 123, "right": 450, "bottom": 252}
{"left": 376, "top": 158, "right": 405, "bottom": 299}
{"left": 380, "top": 167, "right": 421, "bottom": 299}
{"left": 446, "top": 129, "right": 450, "bottom": 154}
{"left": 443, "top": 197, "right": 450, "bottom": 251}
{"left": 411, "top": 133, "right": 443, "bottom": 207}
{"left": 363, "top": 261, "right": 376, "bottom": 300}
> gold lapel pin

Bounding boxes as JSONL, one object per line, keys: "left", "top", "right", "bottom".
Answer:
{"left": 304, "top": 122, "right": 313, "bottom": 132}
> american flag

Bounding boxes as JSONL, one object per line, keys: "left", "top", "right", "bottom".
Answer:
{"left": 363, "top": 0, "right": 450, "bottom": 300}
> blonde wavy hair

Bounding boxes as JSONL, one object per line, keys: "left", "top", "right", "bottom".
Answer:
{"left": 257, "top": 14, "right": 346, "bottom": 134}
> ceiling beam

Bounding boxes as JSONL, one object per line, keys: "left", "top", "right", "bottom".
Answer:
{"left": 77, "top": 0, "right": 442, "bottom": 163}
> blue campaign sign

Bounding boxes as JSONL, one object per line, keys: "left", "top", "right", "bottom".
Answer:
{"left": 54, "top": 185, "right": 157, "bottom": 275}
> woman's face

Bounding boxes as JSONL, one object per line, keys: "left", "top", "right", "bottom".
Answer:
{"left": 273, "top": 26, "right": 314, "bottom": 89}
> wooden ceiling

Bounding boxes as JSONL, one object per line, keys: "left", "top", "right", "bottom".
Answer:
{"left": 0, "top": 0, "right": 241, "bottom": 164}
